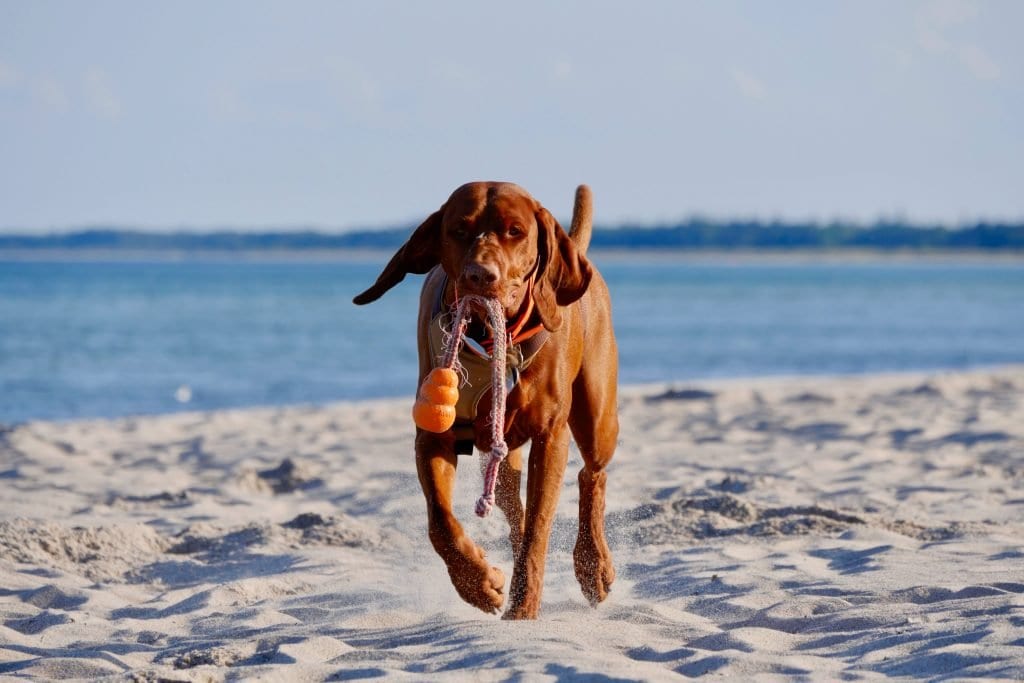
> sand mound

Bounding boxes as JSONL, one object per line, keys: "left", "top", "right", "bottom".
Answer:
{"left": 280, "top": 511, "right": 385, "bottom": 547}
{"left": 634, "top": 493, "right": 864, "bottom": 542}
{"left": 0, "top": 511, "right": 382, "bottom": 586}
{"left": 168, "top": 512, "right": 384, "bottom": 559}
{"left": 237, "top": 458, "right": 324, "bottom": 494}
{"left": 0, "top": 518, "right": 170, "bottom": 582}
{"left": 633, "top": 491, "right": 982, "bottom": 544}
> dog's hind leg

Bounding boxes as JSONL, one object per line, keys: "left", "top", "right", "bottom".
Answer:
{"left": 493, "top": 446, "right": 525, "bottom": 561}
{"left": 503, "top": 429, "right": 570, "bottom": 620}
{"left": 568, "top": 331, "right": 619, "bottom": 606}
{"left": 572, "top": 459, "right": 616, "bottom": 605}
{"left": 570, "top": 421, "right": 617, "bottom": 604}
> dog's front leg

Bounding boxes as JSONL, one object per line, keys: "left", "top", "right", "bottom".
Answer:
{"left": 502, "top": 428, "right": 570, "bottom": 620}
{"left": 415, "top": 430, "right": 506, "bottom": 614}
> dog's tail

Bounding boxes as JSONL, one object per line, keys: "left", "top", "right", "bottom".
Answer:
{"left": 568, "top": 184, "right": 593, "bottom": 255}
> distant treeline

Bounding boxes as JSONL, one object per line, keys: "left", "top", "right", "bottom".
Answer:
{"left": 1, "top": 220, "right": 1023, "bottom": 251}
{"left": 593, "top": 220, "right": 1024, "bottom": 250}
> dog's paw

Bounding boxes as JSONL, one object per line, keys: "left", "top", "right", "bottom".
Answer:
{"left": 450, "top": 555, "right": 505, "bottom": 614}
{"left": 501, "top": 601, "right": 539, "bottom": 620}
{"left": 574, "top": 541, "right": 615, "bottom": 606}
{"left": 502, "top": 573, "right": 543, "bottom": 620}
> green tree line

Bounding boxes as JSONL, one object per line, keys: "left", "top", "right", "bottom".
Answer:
{"left": 1, "top": 220, "right": 1022, "bottom": 251}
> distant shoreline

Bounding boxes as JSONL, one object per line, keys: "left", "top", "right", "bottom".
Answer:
{"left": 2, "top": 220, "right": 1022, "bottom": 255}
{"left": 2, "top": 247, "right": 1023, "bottom": 263}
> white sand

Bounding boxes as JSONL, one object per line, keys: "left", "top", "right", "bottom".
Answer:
{"left": 1, "top": 367, "right": 1023, "bottom": 681}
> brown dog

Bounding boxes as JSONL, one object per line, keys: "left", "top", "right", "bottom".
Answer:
{"left": 353, "top": 182, "right": 618, "bottom": 619}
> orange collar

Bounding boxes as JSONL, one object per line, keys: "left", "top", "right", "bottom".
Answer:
{"left": 505, "top": 279, "right": 546, "bottom": 346}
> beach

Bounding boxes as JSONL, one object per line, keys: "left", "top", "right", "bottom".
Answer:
{"left": 1, "top": 366, "right": 1023, "bottom": 680}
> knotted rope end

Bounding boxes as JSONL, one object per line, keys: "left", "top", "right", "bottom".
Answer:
{"left": 474, "top": 493, "right": 495, "bottom": 518}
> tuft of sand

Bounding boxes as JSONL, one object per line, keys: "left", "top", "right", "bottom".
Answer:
{"left": 1, "top": 367, "right": 1023, "bottom": 680}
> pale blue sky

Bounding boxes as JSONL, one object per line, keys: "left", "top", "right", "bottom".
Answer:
{"left": 1, "top": 1, "right": 1021, "bottom": 232}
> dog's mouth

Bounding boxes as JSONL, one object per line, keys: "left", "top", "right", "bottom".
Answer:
{"left": 461, "top": 299, "right": 492, "bottom": 336}
{"left": 466, "top": 296, "right": 493, "bottom": 315}
{"left": 457, "top": 272, "right": 502, "bottom": 299}
{"left": 460, "top": 281, "right": 523, "bottom": 316}
{"left": 457, "top": 295, "right": 504, "bottom": 346}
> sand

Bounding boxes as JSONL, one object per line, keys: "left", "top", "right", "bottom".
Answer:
{"left": 1, "top": 367, "right": 1023, "bottom": 681}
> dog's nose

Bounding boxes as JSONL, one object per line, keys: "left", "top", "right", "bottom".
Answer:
{"left": 463, "top": 262, "right": 499, "bottom": 289}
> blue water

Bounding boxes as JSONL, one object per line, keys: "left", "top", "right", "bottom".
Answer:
{"left": 2, "top": 256, "right": 1023, "bottom": 423}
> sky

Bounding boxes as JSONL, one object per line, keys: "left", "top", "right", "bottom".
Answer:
{"left": 0, "top": 0, "right": 1021, "bottom": 232}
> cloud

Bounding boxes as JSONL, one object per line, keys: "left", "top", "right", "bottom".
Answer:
{"left": 83, "top": 67, "right": 122, "bottom": 119}
{"left": 915, "top": 0, "right": 977, "bottom": 54}
{"left": 958, "top": 43, "right": 1000, "bottom": 81}
{"left": 2, "top": 63, "right": 125, "bottom": 115}
{"left": 730, "top": 67, "right": 766, "bottom": 100}
{"left": 0, "top": 62, "right": 68, "bottom": 112}
{"left": 915, "top": 24, "right": 950, "bottom": 54}
{"left": 913, "top": 0, "right": 1002, "bottom": 82}
{"left": 921, "top": 0, "right": 978, "bottom": 29}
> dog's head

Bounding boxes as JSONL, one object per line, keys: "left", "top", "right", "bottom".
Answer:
{"left": 353, "top": 182, "right": 592, "bottom": 331}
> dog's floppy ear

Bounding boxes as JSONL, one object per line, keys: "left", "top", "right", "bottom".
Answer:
{"left": 533, "top": 206, "right": 593, "bottom": 331}
{"left": 353, "top": 205, "right": 445, "bottom": 305}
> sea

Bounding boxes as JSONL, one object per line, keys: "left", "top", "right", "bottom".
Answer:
{"left": 2, "top": 254, "right": 1023, "bottom": 423}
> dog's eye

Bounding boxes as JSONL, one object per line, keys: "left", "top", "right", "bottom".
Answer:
{"left": 507, "top": 225, "right": 524, "bottom": 238}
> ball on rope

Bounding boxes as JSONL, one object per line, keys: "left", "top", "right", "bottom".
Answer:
{"left": 412, "top": 367, "right": 460, "bottom": 433}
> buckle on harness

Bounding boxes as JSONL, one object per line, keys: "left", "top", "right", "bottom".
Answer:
{"left": 462, "top": 334, "right": 523, "bottom": 393}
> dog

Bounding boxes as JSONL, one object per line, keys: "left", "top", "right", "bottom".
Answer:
{"left": 353, "top": 182, "right": 618, "bottom": 619}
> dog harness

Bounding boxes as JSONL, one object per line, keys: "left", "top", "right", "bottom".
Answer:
{"left": 423, "top": 267, "right": 550, "bottom": 454}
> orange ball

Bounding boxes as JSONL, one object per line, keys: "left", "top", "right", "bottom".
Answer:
{"left": 425, "top": 367, "right": 459, "bottom": 389}
{"left": 413, "top": 398, "right": 457, "bottom": 433}
{"left": 421, "top": 382, "right": 458, "bottom": 406}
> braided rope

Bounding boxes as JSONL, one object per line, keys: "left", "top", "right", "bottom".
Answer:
{"left": 442, "top": 295, "right": 509, "bottom": 518}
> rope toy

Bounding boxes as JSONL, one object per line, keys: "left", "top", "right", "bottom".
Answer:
{"left": 413, "top": 295, "right": 509, "bottom": 518}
